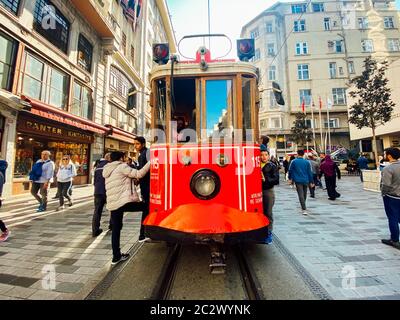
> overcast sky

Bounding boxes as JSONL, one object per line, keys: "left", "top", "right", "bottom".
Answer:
{"left": 167, "top": 0, "right": 400, "bottom": 59}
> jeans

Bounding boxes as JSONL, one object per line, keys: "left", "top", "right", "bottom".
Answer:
{"left": 139, "top": 192, "right": 150, "bottom": 239}
{"left": 262, "top": 188, "right": 275, "bottom": 232}
{"left": 309, "top": 174, "right": 318, "bottom": 197}
{"left": 325, "top": 176, "right": 340, "bottom": 200}
{"left": 111, "top": 202, "right": 144, "bottom": 259}
{"left": 295, "top": 183, "right": 308, "bottom": 210}
{"left": 0, "top": 220, "right": 6, "bottom": 232}
{"left": 92, "top": 194, "right": 107, "bottom": 235}
{"left": 57, "top": 181, "right": 72, "bottom": 206}
{"left": 383, "top": 196, "right": 400, "bottom": 242}
{"left": 31, "top": 182, "right": 48, "bottom": 209}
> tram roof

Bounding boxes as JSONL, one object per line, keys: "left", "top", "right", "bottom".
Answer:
{"left": 149, "top": 61, "right": 259, "bottom": 81}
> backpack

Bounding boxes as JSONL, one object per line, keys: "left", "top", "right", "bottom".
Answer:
{"left": 29, "top": 160, "right": 48, "bottom": 181}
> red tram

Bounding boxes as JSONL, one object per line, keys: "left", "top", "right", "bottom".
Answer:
{"left": 143, "top": 37, "right": 270, "bottom": 253}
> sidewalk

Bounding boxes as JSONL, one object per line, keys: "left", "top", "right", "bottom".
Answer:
{"left": 0, "top": 186, "right": 142, "bottom": 300}
{"left": 274, "top": 176, "right": 400, "bottom": 300}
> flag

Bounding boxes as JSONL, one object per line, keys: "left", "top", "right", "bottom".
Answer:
{"left": 301, "top": 97, "right": 306, "bottom": 113}
{"left": 327, "top": 97, "right": 333, "bottom": 110}
{"left": 319, "top": 96, "right": 323, "bottom": 110}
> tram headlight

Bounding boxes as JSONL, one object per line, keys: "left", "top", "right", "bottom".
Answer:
{"left": 190, "top": 170, "right": 221, "bottom": 200}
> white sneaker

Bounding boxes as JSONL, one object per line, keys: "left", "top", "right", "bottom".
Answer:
{"left": 302, "top": 210, "right": 309, "bottom": 215}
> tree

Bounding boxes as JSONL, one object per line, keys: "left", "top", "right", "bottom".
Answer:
{"left": 291, "top": 112, "right": 313, "bottom": 149}
{"left": 348, "top": 57, "right": 395, "bottom": 169}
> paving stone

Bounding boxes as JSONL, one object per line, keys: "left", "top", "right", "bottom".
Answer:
{"left": 10, "top": 277, "right": 40, "bottom": 288}
{"left": 0, "top": 274, "right": 18, "bottom": 284}
{"left": 339, "top": 255, "right": 384, "bottom": 263}
{"left": 55, "top": 265, "right": 80, "bottom": 274}
{"left": 55, "top": 282, "right": 84, "bottom": 294}
{"left": 28, "top": 289, "right": 61, "bottom": 300}
{"left": 6, "top": 286, "right": 36, "bottom": 299}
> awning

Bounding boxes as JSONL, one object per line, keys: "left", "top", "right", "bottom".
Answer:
{"left": 21, "top": 96, "right": 109, "bottom": 135}
{"left": 105, "top": 124, "right": 137, "bottom": 144}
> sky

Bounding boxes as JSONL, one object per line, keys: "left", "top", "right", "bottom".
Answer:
{"left": 167, "top": 0, "right": 400, "bottom": 59}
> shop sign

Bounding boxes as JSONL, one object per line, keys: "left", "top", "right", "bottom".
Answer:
{"left": 18, "top": 118, "right": 94, "bottom": 143}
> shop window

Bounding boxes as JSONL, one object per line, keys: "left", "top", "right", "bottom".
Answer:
{"left": 20, "top": 52, "right": 69, "bottom": 109}
{"left": 72, "top": 82, "right": 93, "bottom": 120}
{"left": 33, "top": 0, "right": 70, "bottom": 53}
{"left": 77, "top": 34, "right": 93, "bottom": 72}
{"left": 0, "top": 32, "right": 18, "bottom": 91}
{"left": 0, "top": 0, "right": 20, "bottom": 15}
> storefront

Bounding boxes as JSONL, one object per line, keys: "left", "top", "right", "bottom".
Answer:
{"left": 13, "top": 97, "right": 109, "bottom": 194}
{"left": 104, "top": 125, "right": 137, "bottom": 159}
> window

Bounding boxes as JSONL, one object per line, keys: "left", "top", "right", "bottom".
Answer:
{"left": 332, "top": 88, "right": 346, "bottom": 105}
{"left": 312, "top": 3, "right": 324, "bottom": 12}
{"left": 328, "top": 40, "right": 343, "bottom": 53}
{"left": 305, "top": 119, "right": 316, "bottom": 128}
{"left": 329, "top": 62, "right": 337, "bottom": 78}
{"left": 269, "top": 91, "right": 277, "bottom": 108}
{"left": 296, "top": 42, "right": 308, "bottom": 55}
{"left": 250, "top": 28, "right": 259, "bottom": 39}
{"left": 110, "top": 66, "right": 134, "bottom": 101}
{"left": 388, "top": 39, "right": 400, "bottom": 52}
{"left": 268, "top": 66, "right": 276, "bottom": 81}
{"left": 324, "top": 17, "right": 331, "bottom": 30}
{"left": 324, "top": 118, "right": 339, "bottom": 128}
{"left": 77, "top": 34, "right": 93, "bottom": 72}
{"left": 297, "top": 64, "right": 309, "bottom": 80}
{"left": 0, "top": 32, "right": 18, "bottom": 91}
{"left": 292, "top": 4, "right": 307, "bottom": 13}
{"left": 253, "top": 48, "right": 261, "bottom": 61}
{"left": 33, "top": 0, "right": 70, "bottom": 53}
{"left": 0, "top": 0, "right": 20, "bottom": 15}
{"left": 361, "top": 39, "right": 374, "bottom": 52}
{"left": 294, "top": 20, "right": 306, "bottom": 32}
{"left": 358, "top": 17, "right": 368, "bottom": 29}
{"left": 267, "top": 43, "right": 275, "bottom": 56}
{"left": 130, "top": 45, "right": 135, "bottom": 66}
{"left": 338, "top": 66, "right": 344, "bottom": 75}
{"left": 20, "top": 52, "right": 69, "bottom": 109}
{"left": 384, "top": 16, "right": 394, "bottom": 29}
{"left": 121, "top": 32, "right": 127, "bottom": 55}
{"left": 260, "top": 120, "right": 266, "bottom": 128}
{"left": 348, "top": 61, "right": 355, "bottom": 74}
{"left": 270, "top": 117, "right": 281, "bottom": 129}
{"left": 266, "top": 22, "right": 273, "bottom": 33}
{"left": 299, "top": 89, "right": 312, "bottom": 105}
{"left": 71, "top": 82, "right": 93, "bottom": 120}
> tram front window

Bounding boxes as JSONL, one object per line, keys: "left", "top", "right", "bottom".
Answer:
{"left": 154, "top": 79, "right": 167, "bottom": 143}
{"left": 205, "top": 79, "right": 233, "bottom": 140}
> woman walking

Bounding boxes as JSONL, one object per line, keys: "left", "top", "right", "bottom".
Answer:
{"left": 103, "top": 151, "right": 150, "bottom": 265}
{"left": 319, "top": 155, "right": 341, "bottom": 200}
{"left": 56, "top": 155, "right": 77, "bottom": 211}
{"left": 0, "top": 158, "right": 9, "bottom": 242}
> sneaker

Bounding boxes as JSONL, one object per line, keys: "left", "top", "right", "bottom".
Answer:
{"left": 56, "top": 205, "right": 65, "bottom": 211}
{"left": 111, "top": 253, "right": 130, "bottom": 265}
{"left": 37, "top": 204, "right": 45, "bottom": 212}
{"left": 0, "top": 230, "right": 10, "bottom": 242}
{"left": 263, "top": 233, "right": 273, "bottom": 244}
{"left": 68, "top": 200, "right": 73, "bottom": 207}
{"left": 138, "top": 236, "right": 150, "bottom": 243}
{"left": 381, "top": 239, "right": 400, "bottom": 250}
{"left": 302, "top": 210, "right": 309, "bottom": 215}
{"left": 92, "top": 229, "right": 103, "bottom": 237}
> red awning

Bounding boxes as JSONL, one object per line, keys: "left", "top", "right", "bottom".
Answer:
{"left": 21, "top": 96, "right": 109, "bottom": 135}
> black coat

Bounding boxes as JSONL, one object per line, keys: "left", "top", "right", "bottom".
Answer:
{"left": 137, "top": 147, "right": 150, "bottom": 202}
{"left": 94, "top": 160, "right": 108, "bottom": 195}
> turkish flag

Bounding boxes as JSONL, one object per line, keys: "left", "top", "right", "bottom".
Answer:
{"left": 301, "top": 98, "right": 306, "bottom": 113}
{"left": 319, "top": 96, "right": 323, "bottom": 110}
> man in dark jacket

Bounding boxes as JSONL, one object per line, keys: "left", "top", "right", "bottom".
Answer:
{"left": 92, "top": 153, "right": 111, "bottom": 237}
{"left": 357, "top": 153, "right": 369, "bottom": 182}
{"left": 134, "top": 137, "right": 150, "bottom": 242}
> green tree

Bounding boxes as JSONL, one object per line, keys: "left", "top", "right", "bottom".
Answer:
{"left": 348, "top": 57, "right": 395, "bottom": 169}
{"left": 291, "top": 112, "right": 312, "bottom": 149}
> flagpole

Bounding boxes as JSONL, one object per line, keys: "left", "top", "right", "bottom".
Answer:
{"left": 311, "top": 100, "right": 316, "bottom": 152}
{"left": 326, "top": 96, "right": 332, "bottom": 154}
{"left": 318, "top": 97, "right": 324, "bottom": 154}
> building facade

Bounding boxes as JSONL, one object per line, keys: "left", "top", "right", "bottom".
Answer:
{"left": 0, "top": 0, "right": 176, "bottom": 196}
{"left": 241, "top": 0, "right": 400, "bottom": 158}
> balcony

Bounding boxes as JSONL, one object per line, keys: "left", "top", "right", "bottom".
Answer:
{"left": 70, "top": 0, "right": 115, "bottom": 38}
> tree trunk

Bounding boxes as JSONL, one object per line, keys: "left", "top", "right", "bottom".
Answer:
{"left": 372, "top": 127, "right": 379, "bottom": 170}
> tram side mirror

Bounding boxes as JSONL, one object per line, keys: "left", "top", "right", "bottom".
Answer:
{"left": 153, "top": 43, "right": 169, "bottom": 65}
{"left": 237, "top": 39, "right": 255, "bottom": 62}
{"left": 127, "top": 87, "right": 137, "bottom": 111}
{"left": 272, "top": 81, "right": 285, "bottom": 106}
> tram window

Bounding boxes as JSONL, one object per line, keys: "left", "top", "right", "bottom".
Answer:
{"left": 205, "top": 79, "right": 233, "bottom": 140}
{"left": 154, "top": 79, "right": 167, "bottom": 143}
{"left": 242, "top": 77, "right": 253, "bottom": 141}
{"left": 171, "top": 78, "right": 196, "bottom": 143}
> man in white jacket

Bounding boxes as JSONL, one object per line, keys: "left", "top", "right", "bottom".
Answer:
{"left": 103, "top": 151, "right": 151, "bottom": 265}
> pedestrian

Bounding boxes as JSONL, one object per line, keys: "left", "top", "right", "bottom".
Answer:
{"left": 92, "top": 153, "right": 111, "bottom": 237}
{"left": 283, "top": 155, "right": 289, "bottom": 181}
{"left": 288, "top": 150, "right": 314, "bottom": 215}
{"left": 103, "top": 151, "right": 151, "bottom": 265}
{"left": 29, "top": 150, "right": 55, "bottom": 212}
{"left": 307, "top": 155, "right": 320, "bottom": 198}
{"left": 55, "top": 155, "right": 77, "bottom": 211}
{"left": 381, "top": 148, "right": 400, "bottom": 250}
{"left": 259, "top": 136, "right": 270, "bottom": 151}
{"left": 319, "top": 155, "right": 341, "bottom": 200}
{"left": 357, "top": 153, "right": 369, "bottom": 182}
{"left": 134, "top": 136, "right": 151, "bottom": 242}
{"left": 261, "top": 148, "right": 279, "bottom": 244}
{"left": 0, "top": 158, "right": 9, "bottom": 242}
